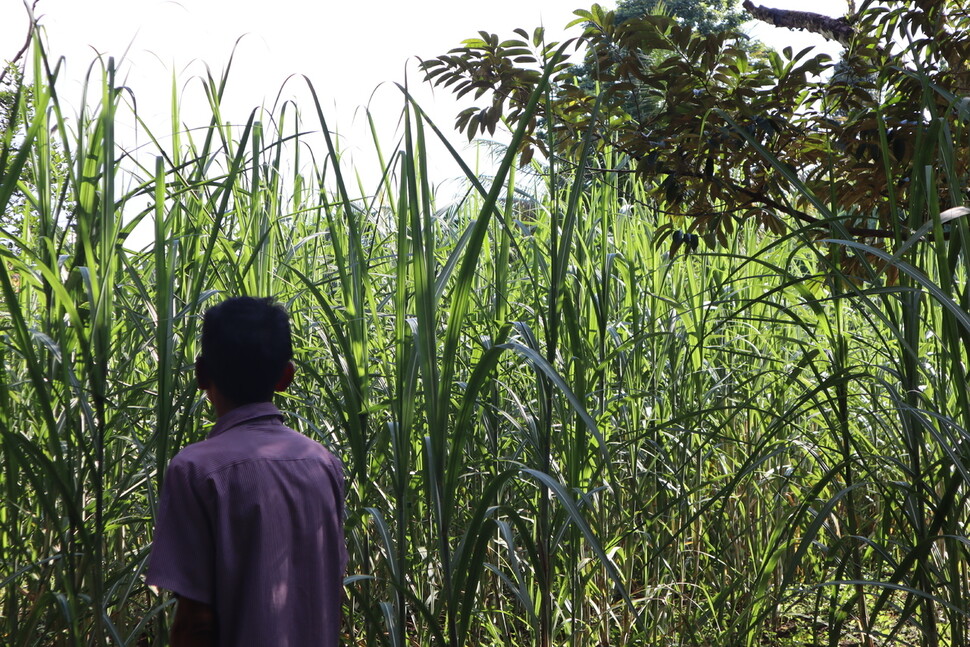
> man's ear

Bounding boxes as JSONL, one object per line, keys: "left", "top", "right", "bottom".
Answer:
{"left": 195, "top": 356, "right": 210, "bottom": 391}
{"left": 274, "top": 360, "right": 295, "bottom": 392}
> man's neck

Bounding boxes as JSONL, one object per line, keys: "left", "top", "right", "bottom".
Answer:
{"left": 208, "top": 387, "right": 239, "bottom": 418}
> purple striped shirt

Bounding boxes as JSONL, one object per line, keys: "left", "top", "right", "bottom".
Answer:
{"left": 147, "top": 402, "right": 347, "bottom": 647}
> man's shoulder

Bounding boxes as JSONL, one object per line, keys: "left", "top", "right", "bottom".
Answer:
{"left": 165, "top": 437, "right": 221, "bottom": 480}
{"left": 169, "top": 422, "right": 339, "bottom": 479}
{"left": 272, "top": 426, "right": 343, "bottom": 470}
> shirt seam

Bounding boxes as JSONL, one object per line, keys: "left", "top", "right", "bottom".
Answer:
{"left": 200, "top": 454, "right": 334, "bottom": 479}
{"left": 208, "top": 416, "right": 285, "bottom": 438}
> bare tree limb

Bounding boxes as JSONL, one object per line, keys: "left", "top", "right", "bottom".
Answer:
{"left": 742, "top": 0, "right": 854, "bottom": 47}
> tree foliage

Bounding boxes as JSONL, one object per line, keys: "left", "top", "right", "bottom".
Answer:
{"left": 569, "top": 0, "right": 756, "bottom": 125}
{"left": 0, "top": 62, "right": 32, "bottom": 239}
{"left": 1, "top": 3, "right": 43, "bottom": 241}
{"left": 421, "top": 0, "right": 970, "bottom": 251}
{"left": 615, "top": 0, "right": 747, "bottom": 34}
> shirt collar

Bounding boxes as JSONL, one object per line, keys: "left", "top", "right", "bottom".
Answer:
{"left": 207, "top": 402, "right": 285, "bottom": 439}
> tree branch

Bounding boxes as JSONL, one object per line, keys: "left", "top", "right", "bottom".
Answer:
{"left": 742, "top": 0, "right": 854, "bottom": 47}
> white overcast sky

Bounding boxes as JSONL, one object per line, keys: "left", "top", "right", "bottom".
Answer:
{"left": 1, "top": 0, "right": 848, "bottom": 189}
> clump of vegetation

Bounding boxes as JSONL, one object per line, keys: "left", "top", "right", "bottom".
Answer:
{"left": 1, "top": 1, "right": 969, "bottom": 646}
{"left": 423, "top": 1, "right": 969, "bottom": 265}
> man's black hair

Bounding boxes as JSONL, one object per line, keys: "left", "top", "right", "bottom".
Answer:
{"left": 199, "top": 296, "right": 293, "bottom": 405}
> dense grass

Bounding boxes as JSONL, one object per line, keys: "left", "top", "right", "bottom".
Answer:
{"left": 2, "top": 30, "right": 970, "bottom": 647}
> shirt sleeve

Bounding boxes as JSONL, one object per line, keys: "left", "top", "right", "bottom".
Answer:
{"left": 146, "top": 456, "right": 215, "bottom": 604}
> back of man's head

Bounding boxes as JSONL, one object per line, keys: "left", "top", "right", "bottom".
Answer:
{"left": 199, "top": 296, "right": 293, "bottom": 405}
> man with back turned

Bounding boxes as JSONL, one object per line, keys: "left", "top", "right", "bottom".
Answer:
{"left": 147, "top": 296, "right": 347, "bottom": 647}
